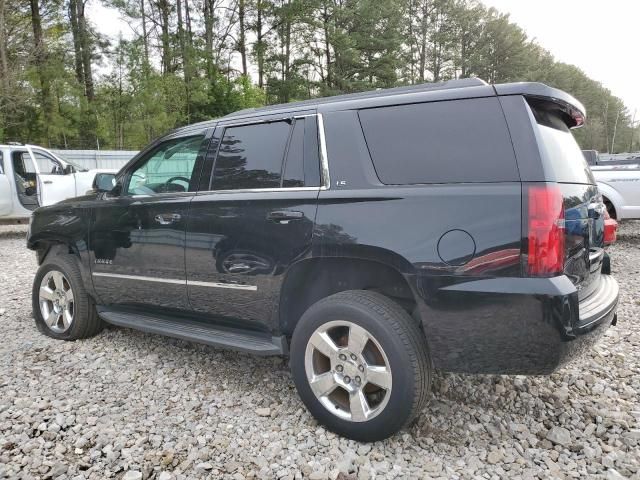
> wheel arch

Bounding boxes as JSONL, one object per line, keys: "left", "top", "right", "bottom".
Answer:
{"left": 596, "top": 182, "right": 623, "bottom": 219}
{"left": 277, "top": 254, "right": 422, "bottom": 337}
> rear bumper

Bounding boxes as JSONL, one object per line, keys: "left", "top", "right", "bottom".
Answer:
{"left": 416, "top": 274, "right": 618, "bottom": 374}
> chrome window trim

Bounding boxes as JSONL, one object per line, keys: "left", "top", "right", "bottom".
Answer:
{"left": 92, "top": 272, "right": 258, "bottom": 291}
{"left": 317, "top": 113, "right": 331, "bottom": 190}
{"left": 197, "top": 186, "right": 321, "bottom": 195}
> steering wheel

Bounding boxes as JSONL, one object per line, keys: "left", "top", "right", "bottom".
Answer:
{"left": 165, "top": 176, "right": 191, "bottom": 189}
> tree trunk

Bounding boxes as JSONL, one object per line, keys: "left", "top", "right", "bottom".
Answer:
{"left": 418, "top": 1, "right": 429, "bottom": 82}
{"left": 76, "top": 0, "right": 94, "bottom": 101}
{"left": 203, "top": 0, "right": 214, "bottom": 78}
{"left": 177, "top": 0, "right": 190, "bottom": 120}
{"left": 322, "top": 2, "right": 332, "bottom": 89}
{"left": 256, "top": 0, "right": 265, "bottom": 88}
{"left": 30, "top": 0, "right": 53, "bottom": 143}
{"left": 158, "top": 0, "right": 171, "bottom": 75}
{"left": 68, "top": 0, "right": 84, "bottom": 86}
{"left": 238, "top": 0, "right": 248, "bottom": 76}
{"left": 140, "top": 0, "right": 149, "bottom": 73}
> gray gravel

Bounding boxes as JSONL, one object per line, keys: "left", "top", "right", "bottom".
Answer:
{"left": 0, "top": 223, "right": 639, "bottom": 480}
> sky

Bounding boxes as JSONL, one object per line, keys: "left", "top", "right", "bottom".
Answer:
{"left": 88, "top": 0, "right": 640, "bottom": 119}
{"left": 481, "top": 0, "right": 640, "bottom": 117}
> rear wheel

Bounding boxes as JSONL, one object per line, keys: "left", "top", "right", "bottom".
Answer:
{"left": 32, "top": 253, "right": 103, "bottom": 340}
{"left": 290, "top": 290, "right": 431, "bottom": 442}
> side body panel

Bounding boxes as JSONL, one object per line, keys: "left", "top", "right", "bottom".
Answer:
{"left": 186, "top": 190, "right": 318, "bottom": 330}
{"left": 315, "top": 108, "right": 525, "bottom": 372}
{"left": 593, "top": 169, "right": 640, "bottom": 220}
{"left": 89, "top": 193, "right": 193, "bottom": 309}
{"left": 27, "top": 195, "right": 96, "bottom": 295}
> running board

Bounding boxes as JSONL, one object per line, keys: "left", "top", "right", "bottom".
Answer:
{"left": 97, "top": 309, "right": 285, "bottom": 356}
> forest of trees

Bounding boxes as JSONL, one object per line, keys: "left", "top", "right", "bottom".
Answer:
{"left": 0, "top": 0, "right": 637, "bottom": 152}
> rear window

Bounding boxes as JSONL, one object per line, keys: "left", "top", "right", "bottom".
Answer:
{"left": 529, "top": 102, "right": 595, "bottom": 185}
{"left": 358, "top": 97, "right": 519, "bottom": 184}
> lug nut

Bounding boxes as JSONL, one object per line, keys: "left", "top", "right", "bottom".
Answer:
{"left": 336, "top": 365, "right": 343, "bottom": 372}
{"left": 358, "top": 365, "right": 365, "bottom": 372}
{"left": 350, "top": 353, "right": 357, "bottom": 360}
{"left": 355, "top": 376, "right": 361, "bottom": 383}
{"left": 339, "top": 354, "right": 347, "bottom": 361}
{"left": 344, "top": 376, "right": 351, "bottom": 384}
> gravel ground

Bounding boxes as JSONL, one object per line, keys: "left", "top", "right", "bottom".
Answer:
{"left": 0, "top": 223, "right": 638, "bottom": 480}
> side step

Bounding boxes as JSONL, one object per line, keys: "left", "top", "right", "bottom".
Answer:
{"left": 98, "top": 309, "right": 285, "bottom": 356}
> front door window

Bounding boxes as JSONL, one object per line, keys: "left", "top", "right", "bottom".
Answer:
{"left": 127, "top": 136, "right": 204, "bottom": 195}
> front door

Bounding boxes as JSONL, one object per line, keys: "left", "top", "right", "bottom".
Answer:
{"left": 90, "top": 132, "right": 210, "bottom": 310}
{"left": 28, "top": 147, "right": 76, "bottom": 205}
{"left": 186, "top": 115, "right": 321, "bottom": 328}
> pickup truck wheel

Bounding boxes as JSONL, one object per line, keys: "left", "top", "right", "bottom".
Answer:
{"left": 290, "top": 290, "right": 431, "bottom": 442}
{"left": 32, "top": 254, "right": 102, "bottom": 340}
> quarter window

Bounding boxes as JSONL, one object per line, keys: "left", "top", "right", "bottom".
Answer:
{"left": 127, "top": 136, "right": 204, "bottom": 195}
{"left": 212, "top": 121, "right": 291, "bottom": 190}
{"left": 358, "top": 98, "right": 519, "bottom": 184}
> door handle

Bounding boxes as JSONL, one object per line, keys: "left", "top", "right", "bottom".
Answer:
{"left": 154, "top": 213, "right": 182, "bottom": 225}
{"left": 267, "top": 210, "right": 304, "bottom": 223}
{"left": 43, "top": 180, "right": 53, "bottom": 184}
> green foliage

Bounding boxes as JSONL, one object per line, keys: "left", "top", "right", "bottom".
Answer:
{"left": 0, "top": 0, "right": 637, "bottom": 152}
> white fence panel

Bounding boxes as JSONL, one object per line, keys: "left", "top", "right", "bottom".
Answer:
{"left": 51, "top": 150, "right": 138, "bottom": 171}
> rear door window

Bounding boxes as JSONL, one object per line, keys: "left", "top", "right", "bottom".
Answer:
{"left": 213, "top": 121, "right": 291, "bottom": 190}
{"left": 358, "top": 97, "right": 519, "bottom": 184}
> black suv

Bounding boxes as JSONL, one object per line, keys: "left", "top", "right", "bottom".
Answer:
{"left": 27, "top": 78, "right": 619, "bottom": 441}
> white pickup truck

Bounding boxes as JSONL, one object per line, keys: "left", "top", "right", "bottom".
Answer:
{"left": 583, "top": 150, "right": 640, "bottom": 220}
{"left": 0, "top": 144, "right": 116, "bottom": 224}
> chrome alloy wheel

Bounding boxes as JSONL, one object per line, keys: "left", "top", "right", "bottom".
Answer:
{"left": 304, "top": 320, "right": 392, "bottom": 422}
{"left": 39, "top": 271, "right": 75, "bottom": 333}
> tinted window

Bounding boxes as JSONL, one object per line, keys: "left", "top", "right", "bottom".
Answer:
{"left": 0, "top": 152, "right": 3, "bottom": 174}
{"left": 359, "top": 97, "right": 519, "bottom": 184}
{"left": 32, "top": 151, "right": 64, "bottom": 175}
{"left": 283, "top": 119, "right": 305, "bottom": 187}
{"left": 127, "top": 136, "right": 204, "bottom": 195}
{"left": 213, "top": 121, "right": 290, "bottom": 190}
{"left": 304, "top": 116, "right": 321, "bottom": 187}
{"left": 530, "top": 103, "right": 595, "bottom": 185}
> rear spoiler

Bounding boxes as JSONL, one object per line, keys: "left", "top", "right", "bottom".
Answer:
{"left": 494, "top": 82, "right": 586, "bottom": 129}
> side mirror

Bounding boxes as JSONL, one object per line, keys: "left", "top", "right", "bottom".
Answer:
{"left": 93, "top": 173, "right": 117, "bottom": 193}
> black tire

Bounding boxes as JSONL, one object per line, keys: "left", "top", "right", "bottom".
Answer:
{"left": 32, "top": 252, "right": 103, "bottom": 340}
{"left": 290, "top": 290, "right": 431, "bottom": 442}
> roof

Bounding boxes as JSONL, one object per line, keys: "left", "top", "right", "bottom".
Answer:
{"left": 170, "top": 77, "right": 587, "bottom": 135}
{"left": 223, "top": 78, "right": 489, "bottom": 119}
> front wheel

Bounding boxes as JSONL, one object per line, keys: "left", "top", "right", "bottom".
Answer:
{"left": 290, "top": 290, "right": 432, "bottom": 442}
{"left": 32, "top": 252, "right": 103, "bottom": 340}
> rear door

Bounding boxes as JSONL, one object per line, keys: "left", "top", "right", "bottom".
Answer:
{"left": 528, "top": 100, "right": 604, "bottom": 300}
{"left": 185, "top": 114, "right": 321, "bottom": 327}
{"left": 28, "top": 147, "right": 76, "bottom": 205}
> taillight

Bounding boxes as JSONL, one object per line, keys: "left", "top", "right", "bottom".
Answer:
{"left": 526, "top": 185, "right": 565, "bottom": 276}
{"left": 603, "top": 209, "right": 617, "bottom": 245}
